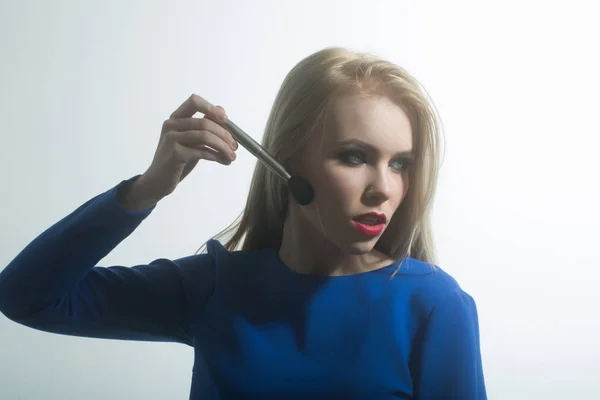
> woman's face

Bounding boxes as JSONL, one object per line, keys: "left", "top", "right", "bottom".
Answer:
{"left": 295, "top": 93, "right": 414, "bottom": 255}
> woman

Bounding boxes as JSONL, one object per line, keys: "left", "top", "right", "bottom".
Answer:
{"left": 0, "top": 47, "right": 486, "bottom": 399}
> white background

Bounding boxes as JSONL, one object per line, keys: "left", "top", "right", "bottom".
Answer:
{"left": 1, "top": 0, "right": 599, "bottom": 399}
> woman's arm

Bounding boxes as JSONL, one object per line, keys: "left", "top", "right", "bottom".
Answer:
{"left": 412, "top": 290, "right": 487, "bottom": 399}
{"left": 0, "top": 176, "right": 215, "bottom": 345}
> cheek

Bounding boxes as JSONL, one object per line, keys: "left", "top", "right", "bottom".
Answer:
{"left": 313, "top": 165, "right": 359, "bottom": 206}
{"left": 390, "top": 173, "right": 410, "bottom": 211}
{"left": 399, "top": 173, "right": 410, "bottom": 199}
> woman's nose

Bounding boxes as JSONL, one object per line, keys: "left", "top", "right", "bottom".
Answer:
{"left": 363, "top": 166, "right": 394, "bottom": 202}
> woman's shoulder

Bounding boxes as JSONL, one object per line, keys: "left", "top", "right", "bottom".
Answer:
{"left": 396, "top": 257, "right": 477, "bottom": 312}
{"left": 203, "top": 239, "right": 274, "bottom": 265}
{"left": 175, "top": 239, "right": 277, "bottom": 283}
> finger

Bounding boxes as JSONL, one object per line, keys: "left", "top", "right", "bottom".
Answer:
{"left": 211, "top": 105, "right": 228, "bottom": 123}
{"left": 170, "top": 94, "right": 227, "bottom": 121}
{"left": 173, "top": 142, "right": 233, "bottom": 165}
{"left": 163, "top": 118, "right": 237, "bottom": 150}
{"left": 172, "top": 130, "right": 236, "bottom": 160}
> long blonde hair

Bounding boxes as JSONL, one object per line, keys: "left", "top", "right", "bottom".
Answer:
{"left": 197, "top": 47, "right": 442, "bottom": 264}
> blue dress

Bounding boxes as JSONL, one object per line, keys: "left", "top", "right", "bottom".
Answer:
{"left": 0, "top": 176, "right": 487, "bottom": 399}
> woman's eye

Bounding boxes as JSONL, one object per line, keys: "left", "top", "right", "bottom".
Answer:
{"left": 391, "top": 159, "right": 407, "bottom": 171}
{"left": 340, "top": 151, "right": 365, "bottom": 165}
{"left": 340, "top": 151, "right": 411, "bottom": 171}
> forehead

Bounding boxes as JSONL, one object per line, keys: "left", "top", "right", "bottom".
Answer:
{"left": 325, "top": 94, "right": 413, "bottom": 152}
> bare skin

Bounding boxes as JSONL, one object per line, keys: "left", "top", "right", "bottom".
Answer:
{"left": 119, "top": 93, "right": 413, "bottom": 277}
{"left": 118, "top": 94, "right": 237, "bottom": 211}
{"left": 279, "top": 94, "right": 414, "bottom": 276}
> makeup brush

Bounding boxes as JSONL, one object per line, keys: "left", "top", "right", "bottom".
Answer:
{"left": 221, "top": 119, "right": 314, "bottom": 206}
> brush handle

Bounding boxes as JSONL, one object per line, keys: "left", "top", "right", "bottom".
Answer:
{"left": 222, "top": 119, "right": 292, "bottom": 182}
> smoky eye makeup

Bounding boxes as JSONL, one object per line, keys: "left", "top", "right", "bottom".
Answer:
{"left": 339, "top": 149, "right": 366, "bottom": 165}
{"left": 390, "top": 157, "right": 412, "bottom": 171}
{"left": 338, "top": 147, "right": 412, "bottom": 171}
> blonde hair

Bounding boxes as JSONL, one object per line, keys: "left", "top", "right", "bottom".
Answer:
{"left": 197, "top": 47, "right": 443, "bottom": 265}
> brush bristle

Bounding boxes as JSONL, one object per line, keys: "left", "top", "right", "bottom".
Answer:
{"left": 288, "top": 176, "right": 314, "bottom": 206}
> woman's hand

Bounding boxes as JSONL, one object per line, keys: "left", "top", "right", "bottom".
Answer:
{"left": 119, "top": 94, "right": 238, "bottom": 211}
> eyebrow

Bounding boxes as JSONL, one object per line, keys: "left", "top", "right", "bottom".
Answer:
{"left": 337, "top": 138, "right": 414, "bottom": 158}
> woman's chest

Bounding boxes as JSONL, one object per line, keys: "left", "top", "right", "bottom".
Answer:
{"left": 190, "top": 287, "right": 420, "bottom": 398}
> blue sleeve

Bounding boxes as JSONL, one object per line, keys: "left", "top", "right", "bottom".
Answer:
{"left": 0, "top": 176, "right": 216, "bottom": 346}
{"left": 413, "top": 290, "right": 487, "bottom": 399}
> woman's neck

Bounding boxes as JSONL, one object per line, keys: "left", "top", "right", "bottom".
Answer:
{"left": 277, "top": 205, "right": 394, "bottom": 276}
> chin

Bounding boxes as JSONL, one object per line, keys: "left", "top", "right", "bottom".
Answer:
{"left": 344, "top": 238, "right": 379, "bottom": 255}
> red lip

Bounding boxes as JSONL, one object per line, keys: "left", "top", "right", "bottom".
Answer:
{"left": 352, "top": 221, "right": 384, "bottom": 236}
{"left": 353, "top": 212, "right": 387, "bottom": 224}
{"left": 352, "top": 212, "right": 387, "bottom": 236}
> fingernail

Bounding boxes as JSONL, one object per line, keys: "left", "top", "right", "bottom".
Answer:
{"left": 233, "top": 141, "right": 238, "bottom": 150}
{"left": 215, "top": 106, "right": 227, "bottom": 122}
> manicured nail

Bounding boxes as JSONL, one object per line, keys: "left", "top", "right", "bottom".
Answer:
{"left": 215, "top": 105, "right": 227, "bottom": 122}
